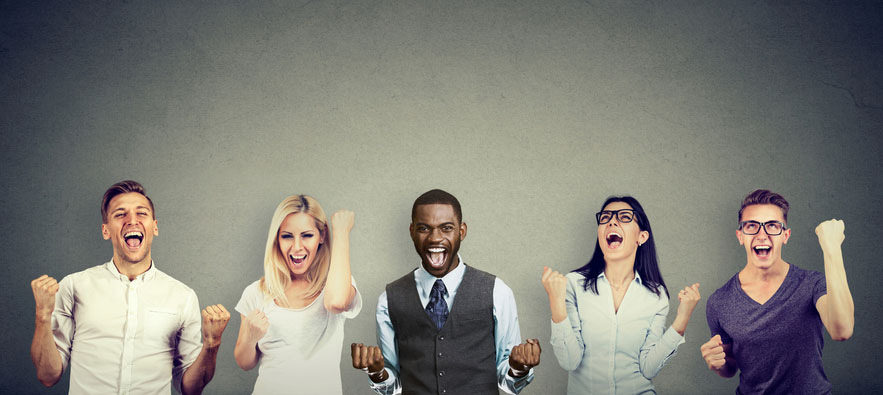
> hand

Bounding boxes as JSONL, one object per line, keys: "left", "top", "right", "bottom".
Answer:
{"left": 700, "top": 335, "right": 728, "bottom": 371}
{"left": 541, "top": 266, "right": 566, "bottom": 303}
{"left": 243, "top": 309, "right": 270, "bottom": 345}
{"left": 31, "top": 275, "right": 59, "bottom": 322}
{"left": 331, "top": 210, "right": 355, "bottom": 235}
{"left": 676, "top": 283, "right": 701, "bottom": 318}
{"left": 815, "top": 219, "right": 845, "bottom": 252}
{"left": 351, "top": 343, "right": 386, "bottom": 382}
{"left": 201, "top": 304, "right": 231, "bottom": 348}
{"left": 541, "top": 266, "right": 567, "bottom": 323}
{"left": 508, "top": 339, "right": 541, "bottom": 377}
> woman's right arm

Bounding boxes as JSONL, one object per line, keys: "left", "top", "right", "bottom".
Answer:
{"left": 543, "top": 267, "right": 585, "bottom": 371}
{"left": 233, "top": 311, "right": 267, "bottom": 371}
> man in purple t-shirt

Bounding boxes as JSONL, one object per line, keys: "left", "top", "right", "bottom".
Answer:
{"left": 701, "top": 190, "right": 854, "bottom": 395}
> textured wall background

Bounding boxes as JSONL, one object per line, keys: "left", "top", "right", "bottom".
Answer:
{"left": 2, "top": 1, "right": 881, "bottom": 394}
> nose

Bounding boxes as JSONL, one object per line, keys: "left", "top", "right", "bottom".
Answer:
{"left": 293, "top": 237, "right": 303, "bottom": 250}
{"left": 429, "top": 228, "right": 443, "bottom": 241}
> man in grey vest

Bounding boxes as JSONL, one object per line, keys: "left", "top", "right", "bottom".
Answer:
{"left": 352, "top": 189, "right": 541, "bottom": 395}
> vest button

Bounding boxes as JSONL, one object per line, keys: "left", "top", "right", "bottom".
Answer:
{"left": 438, "top": 335, "right": 445, "bottom": 341}
{"left": 438, "top": 352, "right": 443, "bottom": 357}
{"left": 439, "top": 371, "right": 445, "bottom": 376}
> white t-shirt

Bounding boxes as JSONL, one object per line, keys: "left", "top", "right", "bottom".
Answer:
{"left": 235, "top": 278, "right": 361, "bottom": 395}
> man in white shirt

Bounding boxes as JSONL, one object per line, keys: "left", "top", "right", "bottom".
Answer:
{"left": 29, "top": 180, "right": 231, "bottom": 395}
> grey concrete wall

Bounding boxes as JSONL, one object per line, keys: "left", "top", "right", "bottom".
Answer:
{"left": 1, "top": 1, "right": 880, "bottom": 393}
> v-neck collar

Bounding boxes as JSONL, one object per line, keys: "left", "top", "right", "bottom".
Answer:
{"left": 736, "top": 264, "right": 792, "bottom": 306}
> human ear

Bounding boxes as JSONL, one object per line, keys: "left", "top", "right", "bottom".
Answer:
{"left": 101, "top": 224, "right": 110, "bottom": 240}
{"left": 459, "top": 222, "right": 467, "bottom": 241}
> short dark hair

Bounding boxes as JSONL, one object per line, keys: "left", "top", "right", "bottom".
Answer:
{"left": 411, "top": 189, "right": 462, "bottom": 222}
{"left": 738, "top": 189, "right": 789, "bottom": 224}
{"left": 101, "top": 180, "right": 155, "bottom": 223}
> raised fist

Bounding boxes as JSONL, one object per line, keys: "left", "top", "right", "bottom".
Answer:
{"left": 31, "top": 275, "right": 59, "bottom": 322}
{"left": 242, "top": 309, "right": 270, "bottom": 345}
{"left": 201, "top": 304, "right": 231, "bottom": 348}
{"left": 509, "top": 338, "right": 541, "bottom": 376}
{"left": 815, "top": 219, "right": 845, "bottom": 252}
{"left": 700, "top": 334, "right": 728, "bottom": 371}
{"left": 330, "top": 210, "right": 355, "bottom": 234}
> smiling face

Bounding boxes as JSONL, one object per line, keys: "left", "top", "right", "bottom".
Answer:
{"left": 597, "top": 201, "right": 648, "bottom": 265}
{"left": 410, "top": 203, "right": 466, "bottom": 278}
{"left": 277, "top": 212, "right": 324, "bottom": 279}
{"left": 737, "top": 204, "right": 790, "bottom": 270}
{"left": 102, "top": 192, "right": 158, "bottom": 267}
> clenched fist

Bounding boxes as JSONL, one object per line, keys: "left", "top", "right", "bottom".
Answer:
{"left": 201, "top": 304, "right": 231, "bottom": 348}
{"left": 351, "top": 343, "right": 386, "bottom": 382}
{"left": 31, "top": 275, "right": 59, "bottom": 322}
{"left": 541, "top": 266, "right": 568, "bottom": 323}
{"left": 700, "top": 335, "right": 729, "bottom": 371}
{"left": 508, "top": 339, "right": 541, "bottom": 377}
{"left": 676, "top": 283, "right": 701, "bottom": 319}
{"left": 815, "top": 219, "right": 845, "bottom": 253}
{"left": 242, "top": 309, "right": 270, "bottom": 346}
{"left": 331, "top": 210, "right": 355, "bottom": 235}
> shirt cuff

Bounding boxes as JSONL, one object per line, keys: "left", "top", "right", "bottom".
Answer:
{"left": 662, "top": 325, "right": 686, "bottom": 349}
{"left": 550, "top": 318, "right": 570, "bottom": 344}
{"left": 368, "top": 368, "right": 396, "bottom": 390}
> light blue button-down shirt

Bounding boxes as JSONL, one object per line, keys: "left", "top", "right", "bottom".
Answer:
{"left": 370, "top": 256, "right": 534, "bottom": 394}
{"left": 550, "top": 271, "right": 684, "bottom": 395}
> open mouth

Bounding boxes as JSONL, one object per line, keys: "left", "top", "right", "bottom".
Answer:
{"left": 289, "top": 253, "right": 307, "bottom": 265}
{"left": 606, "top": 232, "right": 623, "bottom": 248}
{"left": 426, "top": 247, "right": 448, "bottom": 268}
{"left": 753, "top": 245, "right": 771, "bottom": 258}
{"left": 124, "top": 231, "right": 144, "bottom": 249}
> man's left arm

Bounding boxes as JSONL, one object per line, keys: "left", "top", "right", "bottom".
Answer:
{"left": 814, "top": 219, "right": 854, "bottom": 341}
{"left": 494, "top": 279, "right": 540, "bottom": 394}
{"left": 180, "top": 303, "right": 231, "bottom": 395}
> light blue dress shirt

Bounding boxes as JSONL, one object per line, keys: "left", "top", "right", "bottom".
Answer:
{"left": 551, "top": 271, "right": 684, "bottom": 395}
{"left": 370, "top": 256, "right": 534, "bottom": 394}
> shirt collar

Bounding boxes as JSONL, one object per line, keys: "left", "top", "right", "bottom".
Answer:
{"left": 415, "top": 253, "right": 466, "bottom": 299}
{"left": 597, "top": 269, "right": 643, "bottom": 284}
{"left": 104, "top": 259, "right": 157, "bottom": 283}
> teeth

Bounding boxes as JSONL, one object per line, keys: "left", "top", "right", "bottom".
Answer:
{"left": 124, "top": 231, "right": 143, "bottom": 238}
{"left": 754, "top": 246, "right": 770, "bottom": 250}
{"left": 291, "top": 254, "right": 306, "bottom": 260}
{"left": 428, "top": 248, "right": 445, "bottom": 252}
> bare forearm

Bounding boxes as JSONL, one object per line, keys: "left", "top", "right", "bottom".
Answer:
{"left": 30, "top": 318, "right": 62, "bottom": 387}
{"left": 823, "top": 247, "right": 854, "bottom": 339}
{"left": 325, "top": 232, "right": 353, "bottom": 311}
{"left": 233, "top": 341, "right": 260, "bottom": 371}
{"left": 549, "top": 298, "right": 567, "bottom": 323}
{"left": 181, "top": 345, "right": 220, "bottom": 395}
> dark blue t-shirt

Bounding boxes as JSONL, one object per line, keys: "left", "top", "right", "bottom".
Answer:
{"left": 706, "top": 265, "right": 830, "bottom": 395}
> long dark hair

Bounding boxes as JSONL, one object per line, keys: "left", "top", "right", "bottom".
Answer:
{"left": 572, "top": 196, "right": 669, "bottom": 298}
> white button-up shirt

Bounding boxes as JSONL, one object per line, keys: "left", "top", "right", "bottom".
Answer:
{"left": 52, "top": 260, "right": 202, "bottom": 395}
{"left": 550, "top": 271, "right": 684, "bottom": 395}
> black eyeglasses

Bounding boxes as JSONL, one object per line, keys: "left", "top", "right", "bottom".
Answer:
{"left": 739, "top": 220, "right": 787, "bottom": 235}
{"left": 596, "top": 209, "right": 636, "bottom": 225}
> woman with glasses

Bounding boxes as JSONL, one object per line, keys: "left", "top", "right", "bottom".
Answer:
{"left": 541, "top": 196, "right": 701, "bottom": 394}
{"left": 233, "top": 196, "right": 361, "bottom": 394}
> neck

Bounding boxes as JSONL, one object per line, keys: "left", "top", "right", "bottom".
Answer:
{"left": 112, "top": 255, "right": 151, "bottom": 281}
{"left": 741, "top": 259, "right": 789, "bottom": 282}
{"left": 604, "top": 258, "right": 635, "bottom": 287}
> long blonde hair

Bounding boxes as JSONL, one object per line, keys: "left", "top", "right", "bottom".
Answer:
{"left": 259, "top": 195, "right": 331, "bottom": 306}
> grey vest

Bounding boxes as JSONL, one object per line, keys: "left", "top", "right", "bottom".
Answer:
{"left": 387, "top": 265, "right": 498, "bottom": 395}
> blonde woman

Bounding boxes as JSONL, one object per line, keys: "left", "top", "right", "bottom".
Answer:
{"left": 234, "top": 195, "right": 360, "bottom": 394}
